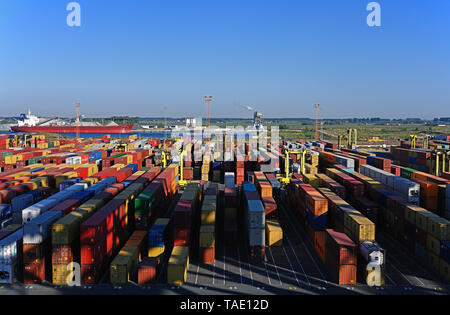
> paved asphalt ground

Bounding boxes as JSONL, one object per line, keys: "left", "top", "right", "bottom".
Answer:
{"left": 1, "top": 186, "right": 449, "bottom": 295}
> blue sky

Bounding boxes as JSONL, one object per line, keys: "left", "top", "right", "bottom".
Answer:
{"left": 0, "top": 0, "right": 449, "bottom": 119}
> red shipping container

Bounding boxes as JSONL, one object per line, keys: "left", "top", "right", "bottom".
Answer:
{"left": 81, "top": 264, "right": 101, "bottom": 285}
{"left": 81, "top": 242, "right": 106, "bottom": 265}
{"left": 329, "top": 264, "right": 357, "bottom": 285}
{"left": 137, "top": 257, "right": 160, "bottom": 284}
{"left": 24, "top": 261, "right": 46, "bottom": 284}
{"left": 52, "top": 244, "right": 78, "bottom": 265}
{"left": 262, "top": 196, "right": 277, "bottom": 216}
{"left": 51, "top": 199, "right": 81, "bottom": 216}
{"left": 325, "top": 229, "right": 356, "bottom": 265}
{"left": 174, "top": 228, "right": 190, "bottom": 246}
{"left": 199, "top": 247, "right": 215, "bottom": 263}
{"left": 0, "top": 189, "right": 16, "bottom": 204}
{"left": 76, "top": 167, "right": 89, "bottom": 179}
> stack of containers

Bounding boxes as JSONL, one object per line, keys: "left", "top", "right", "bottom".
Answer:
{"left": 243, "top": 183, "right": 265, "bottom": 262}
{"left": 297, "top": 184, "right": 327, "bottom": 259}
{"left": 134, "top": 168, "right": 162, "bottom": 230}
{"left": 23, "top": 211, "right": 62, "bottom": 283}
{"left": 51, "top": 178, "right": 117, "bottom": 285}
{"left": 11, "top": 190, "right": 44, "bottom": 223}
{"left": 110, "top": 230, "right": 148, "bottom": 285}
{"left": 173, "top": 183, "right": 201, "bottom": 248}
{"left": 326, "top": 168, "right": 364, "bottom": 198}
{"left": 224, "top": 173, "right": 238, "bottom": 244}
{"left": 334, "top": 155, "right": 355, "bottom": 170}
{"left": 199, "top": 184, "right": 217, "bottom": 263}
{"left": 325, "top": 229, "right": 357, "bottom": 285}
{"left": 316, "top": 173, "right": 346, "bottom": 198}
{"left": 0, "top": 229, "right": 23, "bottom": 284}
{"left": 144, "top": 218, "right": 172, "bottom": 283}
{"left": 254, "top": 172, "right": 277, "bottom": 218}
{"left": 236, "top": 150, "right": 245, "bottom": 185}
{"left": 367, "top": 156, "right": 391, "bottom": 172}
{"left": 201, "top": 153, "right": 210, "bottom": 181}
{"left": 358, "top": 241, "right": 386, "bottom": 286}
{"left": 167, "top": 245, "right": 190, "bottom": 285}
{"left": 265, "top": 219, "right": 283, "bottom": 247}
{"left": 360, "top": 164, "right": 420, "bottom": 205}
{"left": 21, "top": 181, "right": 87, "bottom": 223}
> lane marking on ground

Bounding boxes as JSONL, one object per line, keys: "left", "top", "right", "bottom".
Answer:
{"left": 283, "top": 228, "right": 310, "bottom": 285}
{"left": 281, "top": 245, "right": 301, "bottom": 287}
{"left": 267, "top": 246, "right": 283, "bottom": 286}
{"left": 237, "top": 246, "right": 243, "bottom": 284}
{"left": 280, "top": 202, "right": 328, "bottom": 285}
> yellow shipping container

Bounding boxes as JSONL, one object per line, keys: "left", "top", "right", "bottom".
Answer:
{"left": 55, "top": 172, "right": 78, "bottom": 188}
{"left": 84, "top": 177, "right": 99, "bottom": 185}
{"left": 427, "top": 216, "right": 450, "bottom": 241}
{"left": 5, "top": 155, "right": 17, "bottom": 165}
{"left": 112, "top": 164, "right": 125, "bottom": 170}
{"left": 349, "top": 214, "right": 375, "bottom": 243}
{"left": 199, "top": 225, "right": 215, "bottom": 248}
{"left": 201, "top": 209, "right": 216, "bottom": 225}
{"left": 126, "top": 155, "right": 133, "bottom": 164}
{"left": 415, "top": 211, "right": 440, "bottom": 233}
{"left": 303, "top": 174, "right": 320, "bottom": 187}
{"left": 133, "top": 171, "right": 146, "bottom": 177}
{"left": 52, "top": 264, "right": 75, "bottom": 285}
{"left": 148, "top": 246, "right": 165, "bottom": 258}
{"left": 304, "top": 163, "right": 318, "bottom": 175}
{"left": 404, "top": 205, "right": 425, "bottom": 225}
{"left": 266, "top": 219, "right": 283, "bottom": 247}
{"left": 35, "top": 176, "right": 49, "bottom": 187}
{"left": 343, "top": 209, "right": 362, "bottom": 230}
{"left": 167, "top": 246, "right": 190, "bottom": 285}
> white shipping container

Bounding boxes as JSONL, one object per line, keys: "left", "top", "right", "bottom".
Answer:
{"left": 249, "top": 228, "right": 265, "bottom": 246}
{"left": 23, "top": 211, "right": 62, "bottom": 244}
{"left": 334, "top": 155, "right": 354, "bottom": 170}
{"left": 22, "top": 198, "right": 60, "bottom": 223}
{"left": 0, "top": 230, "right": 22, "bottom": 265}
{"left": 360, "top": 241, "right": 385, "bottom": 266}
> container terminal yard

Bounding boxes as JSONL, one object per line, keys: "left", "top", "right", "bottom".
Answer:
{"left": 0, "top": 130, "right": 449, "bottom": 296}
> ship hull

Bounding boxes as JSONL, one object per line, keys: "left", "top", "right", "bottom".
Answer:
{"left": 11, "top": 124, "right": 134, "bottom": 134}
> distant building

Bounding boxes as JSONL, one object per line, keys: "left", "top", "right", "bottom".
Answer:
{"left": 254, "top": 112, "right": 263, "bottom": 129}
{"left": 186, "top": 118, "right": 197, "bottom": 128}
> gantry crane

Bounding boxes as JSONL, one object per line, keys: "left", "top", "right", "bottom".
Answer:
{"left": 178, "top": 150, "right": 188, "bottom": 187}
{"left": 277, "top": 148, "right": 313, "bottom": 185}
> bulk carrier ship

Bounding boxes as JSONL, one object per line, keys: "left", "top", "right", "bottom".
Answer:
{"left": 10, "top": 110, "right": 133, "bottom": 134}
